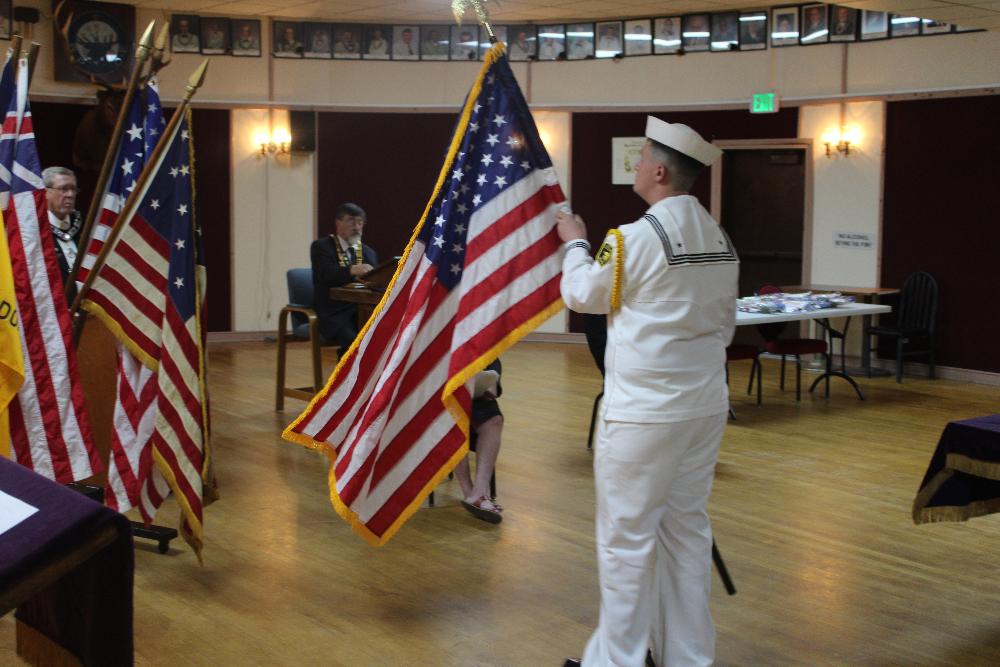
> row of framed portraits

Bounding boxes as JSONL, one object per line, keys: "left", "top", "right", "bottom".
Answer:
{"left": 169, "top": 6, "right": 980, "bottom": 61}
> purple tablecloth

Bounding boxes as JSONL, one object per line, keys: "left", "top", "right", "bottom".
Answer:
{"left": 912, "top": 414, "right": 1000, "bottom": 524}
{"left": 0, "top": 457, "right": 133, "bottom": 666}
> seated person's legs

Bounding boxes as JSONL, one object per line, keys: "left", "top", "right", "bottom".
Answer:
{"left": 456, "top": 396, "right": 503, "bottom": 523}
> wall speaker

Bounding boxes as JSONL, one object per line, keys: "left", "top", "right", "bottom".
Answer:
{"left": 289, "top": 110, "right": 316, "bottom": 152}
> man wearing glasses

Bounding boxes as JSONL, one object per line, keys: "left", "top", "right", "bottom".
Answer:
{"left": 43, "top": 166, "right": 82, "bottom": 284}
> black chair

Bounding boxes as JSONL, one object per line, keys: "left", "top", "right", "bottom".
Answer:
{"left": 865, "top": 271, "right": 938, "bottom": 383}
{"left": 275, "top": 268, "right": 338, "bottom": 410}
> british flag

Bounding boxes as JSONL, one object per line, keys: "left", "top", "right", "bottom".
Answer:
{"left": 0, "top": 55, "right": 100, "bottom": 481}
{"left": 284, "top": 44, "right": 565, "bottom": 545}
{"left": 81, "top": 87, "right": 212, "bottom": 557}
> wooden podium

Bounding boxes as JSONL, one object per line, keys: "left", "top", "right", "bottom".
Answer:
{"left": 329, "top": 257, "right": 399, "bottom": 329}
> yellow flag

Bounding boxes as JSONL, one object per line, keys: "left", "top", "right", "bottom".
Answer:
{"left": 0, "top": 209, "right": 25, "bottom": 458}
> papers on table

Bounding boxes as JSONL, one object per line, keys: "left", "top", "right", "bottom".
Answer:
{"left": 737, "top": 291, "right": 855, "bottom": 314}
{"left": 0, "top": 490, "right": 39, "bottom": 536}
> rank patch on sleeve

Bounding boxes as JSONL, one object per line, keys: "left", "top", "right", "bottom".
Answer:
{"left": 596, "top": 242, "right": 613, "bottom": 266}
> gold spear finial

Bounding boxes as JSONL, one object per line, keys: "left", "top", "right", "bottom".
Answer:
{"left": 136, "top": 20, "right": 156, "bottom": 61}
{"left": 185, "top": 59, "right": 209, "bottom": 95}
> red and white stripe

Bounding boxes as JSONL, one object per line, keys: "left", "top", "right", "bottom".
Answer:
{"left": 287, "top": 168, "right": 564, "bottom": 544}
{"left": 3, "top": 74, "right": 99, "bottom": 480}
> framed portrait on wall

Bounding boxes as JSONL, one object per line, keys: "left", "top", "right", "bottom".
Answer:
{"left": 420, "top": 25, "right": 449, "bottom": 60}
{"left": 451, "top": 25, "right": 478, "bottom": 60}
{"left": 301, "top": 23, "right": 331, "bottom": 58}
{"left": 200, "top": 17, "right": 229, "bottom": 55}
{"left": 332, "top": 24, "right": 362, "bottom": 58}
{"left": 0, "top": 0, "right": 11, "bottom": 40}
{"left": 623, "top": 19, "right": 651, "bottom": 56}
{"left": 364, "top": 25, "right": 391, "bottom": 59}
{"left": 653, "top": 17, "right": 682, "bottom": 54}
{"left": 171, "top": 14, "right": 200, "bottom": 53}
{"left": 392, "top": 25, "right": 419, "bottom": 59}
{"left": 507, "top": 25, "right": 537, "bottom": 61}
{"left": 771, "top": 7, "right": 799, "bottom": 46}
{"left": 711, "top": 12, "right": 738, "bottom": 51}
{"left": 566, "top": 23, "right": 594, "bottom": 60}
{"left": 860, "top": 11, "right": 888, "bottom": 40}
{"left": 273, "top": 21, "right": 303, "bottom": 57}
{"left": 800, "top": 4, "right": 829, "bottom": 44}
{"left": 595, "top": 21, "right": 622, "bottom": 57}
{"left": 889, "top": 14, "right": 921, "bottom": 37}
{"left": 682, "top": 14, "right": 710, "bottom": 51}
{"left": 829, "top": 6, "right": 858, "bottom": 42}
{"left": 921, "top": 19, "right": 952, "bottom": 35}
{"left": 231, "top": 19, "right": 261, "bottom": 57}
{"left": 537, "top": 24, "right": 565, "bottom": 60}
{"left": 739, "top": 11, "right": 768, "bottom": 50}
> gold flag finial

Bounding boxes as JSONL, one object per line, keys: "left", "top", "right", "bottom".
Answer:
{"left": 451, "top": 0, "right": 496, "bottom": 41}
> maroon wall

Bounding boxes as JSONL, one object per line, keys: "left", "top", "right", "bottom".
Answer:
{"left": 316, "top": 111, "right": 458, "bottom": 261}
{"left": 883, "top": 95, "right": 1000, "bottom": 373}
{"left": 568, "top": 108, "right": 799, "bottom": 331}
{"left": 30, "top": 102, "right": 232, "bottom": 331}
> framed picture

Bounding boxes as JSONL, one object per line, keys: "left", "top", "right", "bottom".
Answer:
{"left": 800, "top": 4, "right": 829, "bottom": 44}
{"left": 393, "top": 25, "right": 419, "bottom": 59}
{"left": 508, "top": 25, "right": 537, "bottom": 61}
{"left": 829, "top": 6, "right": 858, "bottom": 42}
{"left": 478, "top": 25, "right": 506, "bottom": 59}
{"left": 653, "top": 17, "right": 682, "bottom": 54}
{"left": 739, "top": 11, "right": 768, "bottom": 50}
{"left": 301, "top": 23, "right": 331, "bottom": 58}
{"left": 623, "top": 19, "right": 652, "bottom": 56}
{"left": 537, "top": 24, "right": 565, "bottom": 60}
{"left": 171, "top": 14, "right": 200, "bottom": 53}
{"left": 612, "top": 137, "right": 646, "bottom": 185}
{"left": 333, "top": 24, "right": 362, "bottom": 58}
{"left": 0, "top": 0, "right": 9, "bottom": 40}
{"left": 451, "top": 25, "right": 478, "bottom": 60}
{"left": 711, "top": 12, "right": 738, "bottom": 51}
{"left": 771, "top": 7, "right": 799, "bottom": 47}
{"left": 682, "top": 14, "right": 710, "bottom": 52}
{"left": 595, "top": 21, "right": 622, "bottom": 57}
{"left": 890, "top": 14, "right": 921, "bottom": 37}
{"left": 55, "top": 1, "right": 136, "bottom": 84}
{"left": 231, "top": 19, "right": 261, "bottom": 57}
{"left": 861, "top": 11, "right": 888, "bottom": 40}
{"left": 921, "top": 19, "right": 952, "bottom": 35}
{"left": 420, "top": 25, "right": 449, "bottom": 60}
{"left": 364, "top": 24, "right": 391, "bottom": 59}
{"left": 566, "top": 23, "right": 594, "bottom": 60}
{"left": 200, "top": 17, "right": 229, "bottom": 55}
{"left": 273, "top": 21, "right": 303, "bottom": 57}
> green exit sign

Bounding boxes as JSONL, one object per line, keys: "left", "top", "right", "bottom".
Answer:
{"left": 750, "top": 93, "right": 779, "bottom": 114}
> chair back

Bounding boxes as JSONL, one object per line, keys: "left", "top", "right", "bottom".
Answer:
{"left": 286, "top": 268, "right": 315, "bottom": 331}
{"left": 897, "top": 271, "right": 938, "bottom": 333}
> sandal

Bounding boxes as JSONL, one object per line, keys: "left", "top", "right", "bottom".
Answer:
{"left": 462, "top": 496, "right": 503, "bottom": 524}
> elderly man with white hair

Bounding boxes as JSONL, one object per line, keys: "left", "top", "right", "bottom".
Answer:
{"left": 558, "top": 118, "right": 738, "bottom": 667}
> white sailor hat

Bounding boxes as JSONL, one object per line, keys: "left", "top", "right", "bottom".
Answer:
{"left": 645, "top": 116, "right": 722, "bottom": 166}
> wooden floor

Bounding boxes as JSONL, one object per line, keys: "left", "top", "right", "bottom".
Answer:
{"left": 3, "top": 341, "right": 1000, "bottom": 666}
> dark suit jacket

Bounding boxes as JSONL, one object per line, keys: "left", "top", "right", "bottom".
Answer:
{"left": 310, "top": 235, "right": 377, "bottom": 345}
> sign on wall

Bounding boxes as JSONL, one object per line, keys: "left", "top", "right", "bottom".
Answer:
{"left": 834, "top": 231, "right": 874, "bottom": 249}
{"left": 611, "top": 136, "right": 645, "bottom": 185}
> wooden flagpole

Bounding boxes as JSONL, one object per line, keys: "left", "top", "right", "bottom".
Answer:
{"left": 64, "top": 20, "right": 157, "bottom": 298}
{"left": 70, "top": 59, "right": 210, "bottom": 324}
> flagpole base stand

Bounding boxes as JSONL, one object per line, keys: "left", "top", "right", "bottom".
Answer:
{"left": 130, "top": 522, "right": 178, "bottom": 554}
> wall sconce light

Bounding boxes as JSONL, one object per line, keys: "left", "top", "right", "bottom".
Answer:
{"left": 821, "top": 126, "right": 860, "bottom": 158}
{"left": 254, "top": 129, "right": 291, "bottom": 157}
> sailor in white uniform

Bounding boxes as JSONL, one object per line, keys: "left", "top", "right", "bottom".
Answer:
{"left": 558, "top": 117, "right": 738, "bottom": 667}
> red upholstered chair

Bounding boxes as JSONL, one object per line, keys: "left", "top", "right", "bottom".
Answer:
{"left": 756, "top": 284, "right": 829, "bottom": 401}
{"left": 725, "top": 343, "right": 762, "bottom": 412}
